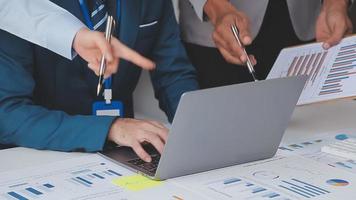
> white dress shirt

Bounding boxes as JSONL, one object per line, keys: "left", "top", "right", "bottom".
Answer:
{"left": 0, "top": 0, "right": 85, "bottom": 59}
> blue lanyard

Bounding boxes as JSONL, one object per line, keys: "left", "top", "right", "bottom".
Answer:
{"left": 78, "top": 0, "right": 121, "bottom": 89}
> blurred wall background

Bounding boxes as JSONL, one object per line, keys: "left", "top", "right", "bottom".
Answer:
{"left": 133, "top": 1, "right": 356, "bottom": 124}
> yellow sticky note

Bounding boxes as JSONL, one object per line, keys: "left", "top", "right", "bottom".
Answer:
{"left": 112, "top": 175, "right": 163, "bottom": 191}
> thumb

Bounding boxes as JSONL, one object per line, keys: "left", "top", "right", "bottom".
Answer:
{"left": 235, "top": 17, "right": 252, "bottom": 45}
{"left": 323, "top": 24, "right": 345, "bottom": 49}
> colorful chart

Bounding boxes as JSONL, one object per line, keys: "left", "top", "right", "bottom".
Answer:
{"left": 326, "top": 179, "right": 349, "bottom": 186}
{"left": 268, "top": 36, "right": 356, "bottom": 105}
{"left": 320, "top": 44, "right": 356, "bottom": 96}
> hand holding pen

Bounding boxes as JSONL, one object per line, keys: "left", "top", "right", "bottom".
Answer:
{"left": 74, "top": 28, "right": 155, "bottom": 80}
{"left": 97, "top": 16, "right": 115, "bottom": 96}
{"left": 203, "top": 1, "right": 257, "bottom": 80}
{"left": 231, "top": 24, "right": 258, "bottom": 81}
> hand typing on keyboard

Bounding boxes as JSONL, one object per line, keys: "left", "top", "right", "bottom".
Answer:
{"left": 107, "top": 118, "right": 168, "bottom": 162}
{"left": 128, "top": 154, "right": 161, "bottom": 174}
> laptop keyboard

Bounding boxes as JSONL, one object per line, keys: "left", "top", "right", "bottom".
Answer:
{"left": 127, "top": 154, "right": 161, "bottom": 174}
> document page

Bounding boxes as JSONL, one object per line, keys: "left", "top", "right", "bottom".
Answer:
{"left": 278, "top": 129, "right": 356, "bottom": 175}
{"left": 0, "top": 154, "right": 202, "bottom": 200}
{"left": 171, "top": 156, "right": 356, "bottom": 200}
{"left": 267, "top": 35, "right": 356, "bottom": 105}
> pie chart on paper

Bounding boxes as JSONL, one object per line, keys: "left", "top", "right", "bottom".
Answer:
{"left": 326, "top": 179, "right": 349, "bottom": 186}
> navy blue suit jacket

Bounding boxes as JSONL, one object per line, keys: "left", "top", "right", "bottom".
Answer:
{"left": 0, "top": 0, "right": 198, "bottom": 152}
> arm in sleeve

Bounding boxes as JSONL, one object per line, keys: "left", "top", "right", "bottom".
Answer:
{"left": 149, "top": 0, "right": 199, "bottom": 122}
{"left": 188, "top": 0, "right": 208, "bottom": 21}
{"left": 0, "top": 0, "right": 85, "bottom": 59}
{"left": 0, "top": 30, "right": 114, "bottom": 152}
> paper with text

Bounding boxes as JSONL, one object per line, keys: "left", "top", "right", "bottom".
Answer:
{"left": 268, "top": 35, "right": 356, "bottom": 105}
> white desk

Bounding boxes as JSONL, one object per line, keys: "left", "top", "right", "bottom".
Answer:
{"left": 1, "top": 99, "right": 356, "bottom": 172}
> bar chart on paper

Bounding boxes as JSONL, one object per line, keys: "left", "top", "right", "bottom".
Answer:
{"left": 196, "top": 156, "right": 356, "bottom": 200}
{"left": 267, "top": 35, "right": 356, "bottom": 105}
{"left": 205, "top": 177, "right": 291, "bottom": 200}
{"left": 0, "top": 155, "right": 134, "bottom": 200}
{"left": 278, "top": 130, "right": 356, "bottom": 175}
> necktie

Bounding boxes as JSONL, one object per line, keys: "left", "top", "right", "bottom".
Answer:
{"left": 88, "top": 0, "right": 108, "bottom": 31}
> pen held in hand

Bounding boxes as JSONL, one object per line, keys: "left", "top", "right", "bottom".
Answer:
{"left": 97, "top": 16, "right": 115, "bottom": 96}
{"left": 231, "top": 24, "right": 258, "bottom": 82}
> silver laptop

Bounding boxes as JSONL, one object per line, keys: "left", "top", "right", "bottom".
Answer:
{"left": 100, "top": 76, "right": 307, "bottom": 180}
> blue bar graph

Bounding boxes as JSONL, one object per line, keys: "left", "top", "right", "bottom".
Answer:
{"left": 43, "top": 183, "right": 54, "bottom": 188}
{"left": 7, "top": 192, "right": 28, "bottom": 200}
{"left": 340, "top": 43, "right": 356, "bottom": 51}
{"left": 223, "top": 178, "right": 241, "bottom": 185}
{"left": 72, "top": 178, "right": 91, "bottom": 187}
{"left": 279, "top": 185, "right": 311, "bottom": 198}
{"left": 252, "top": 187, "right": 266, "bottom": 193}
{"left": 338, "top": 49, "right": 355, "bottom": 56}
{"left": 278, "top": 147, "right": 294, "bottom": 151}
{"left": 92, "top": 173, "right": 105, "bottom": 179}
{"left": 246, "top": 182, "right": 254, "bottom": 187}
{"left": 207, "top": 177, "right": 288, "bottom": 199}
{"left": 76, "top": 177, "right": 93, "bottom": 185}
{"left": 282, "top": 181, "right": 316, "bottom": 197}
{"left": 335, "top": 162, "right": 353, "bottom": 169}
{"left": 289, "top": 144, "right": 303, "bottom": 149}
{"left": 107, "top": 169, "right": 122, "bottom": 176}
{"left": 279, "top": 178, "right": 330, "bottom": 199}
{"left": 319, "top": 43, "right": 356, "bottom": 96}
{"left": 25, "top": 187, "right": 43, "bottom": 195}
{"left": 291, "top": 179, "right": 330, "bottom": 194}
{"left": 263, "top": 192, "right": 280, "bottom": 198}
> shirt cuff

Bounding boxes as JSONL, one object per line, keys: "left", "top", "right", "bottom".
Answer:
{"left": 45, "top": 13, "right": 85, "bottom": 60}
{"left": 77, "top": 116, "right": 116, "bottom": 152}
{"left": 189, "top": 0, "right": 208, "bottom": 21}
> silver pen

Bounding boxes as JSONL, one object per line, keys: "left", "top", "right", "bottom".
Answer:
{"left": 97, "top": 16, "right": 115, "bottom": 96}
{"left": 231, "top": 24, "right": 258, "bottom": 82}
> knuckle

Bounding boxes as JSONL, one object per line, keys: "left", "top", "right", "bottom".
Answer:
{"left": 212, "top": 32, "right": 218, "bottom": 40}
{"left": 151, "top": 134, "right": 160, "bottom": 142}
{"left": 141, "top": 122, "right": 152, "bottom": 130}
{"left": 131, "top": 142, "right": 140, "bottom": 150}
{"left": 216, "top": 25, "right": 225, "bottom": 34}
{"left": 229, "top": 43, "right": 238, "bottom": 52}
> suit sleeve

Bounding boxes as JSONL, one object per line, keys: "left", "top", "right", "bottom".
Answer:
{"left": 188, "top": 0, "right": 207, "bottom": 21}
{"left": 0, "top": 0, "right": 85, "bottom": 59}
{"left": 0, "top": 30, "right": 115, "bottom": 152}
{"left": 149, "top": 0, "right": 199, "bottom": 122}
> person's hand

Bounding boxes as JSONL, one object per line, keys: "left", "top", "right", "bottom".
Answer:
{"left": 316, "top": 0, "right": 353, "bottom": 49}
{"left": 204, "top": 0, "right": 257, "bottom": 65}
{"left": 107, "top": 118, "right": 169, "bottom": 162}
{"left": 73, "top": 28, "right": 155, "bottom": 78}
